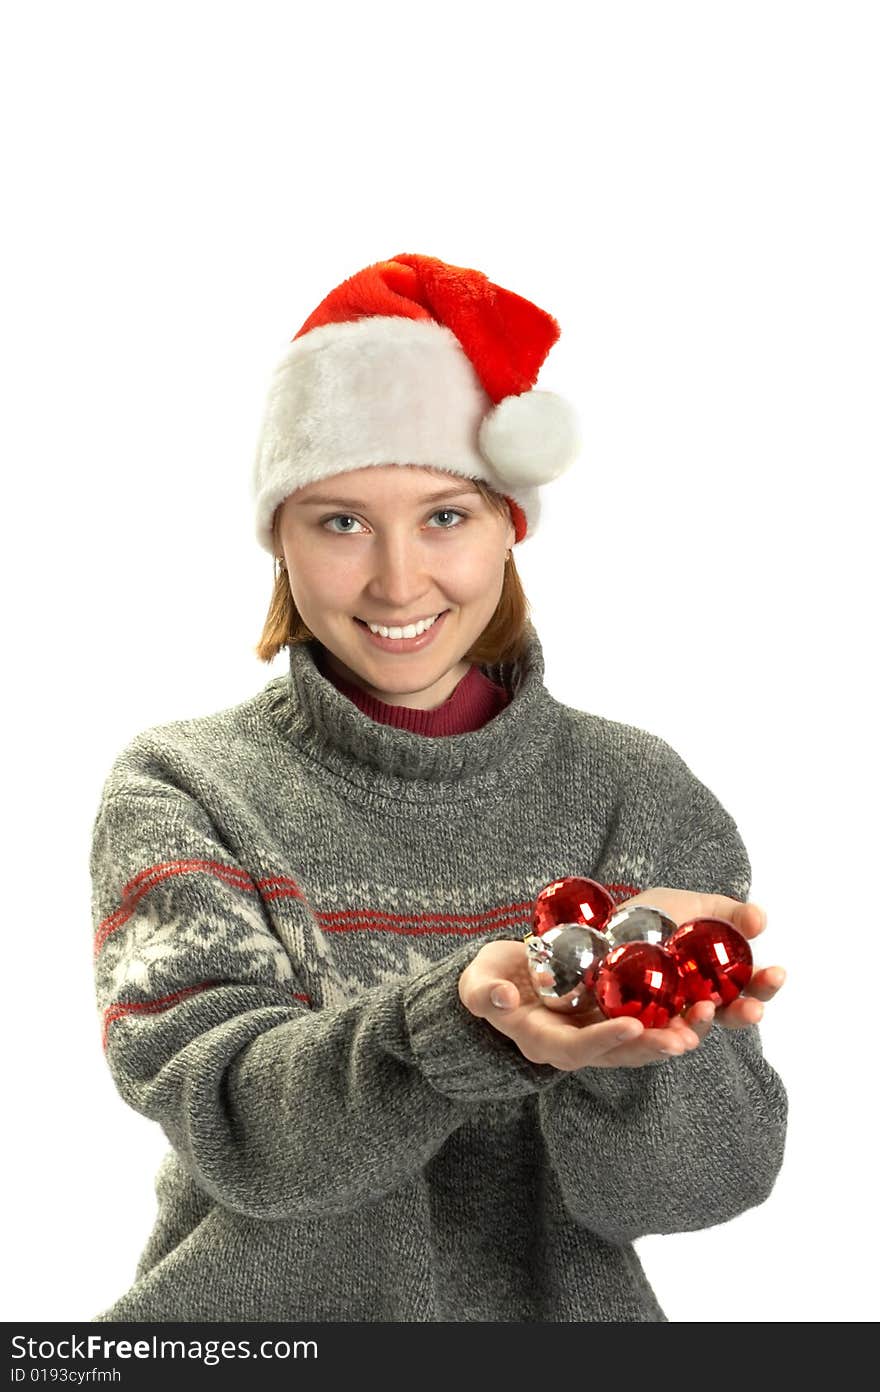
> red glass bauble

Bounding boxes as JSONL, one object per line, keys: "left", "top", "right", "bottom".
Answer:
{"left": 594, "top": 941, "right": 686, "bottom": 1028}
{"left": 665, "top": 917, "right": 753, "bottom": 1007}
{"left": 532, "top": 877, "right": 615, "bottom": 937}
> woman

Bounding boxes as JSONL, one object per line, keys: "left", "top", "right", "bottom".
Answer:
{"left": 90, "top": 252, "right": 787, "bottom": 1322}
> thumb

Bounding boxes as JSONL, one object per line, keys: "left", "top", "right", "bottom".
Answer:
{"left": 489, "top": 982, "right": 521, "bottom": 1011}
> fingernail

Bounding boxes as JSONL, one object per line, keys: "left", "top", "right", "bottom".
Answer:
{"left": 490, "top": 988, "right": 511, "bottom": 1009}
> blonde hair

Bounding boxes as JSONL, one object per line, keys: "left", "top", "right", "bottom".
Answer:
{"left": 255, "top": 477, "right": 532, "bottom": 668}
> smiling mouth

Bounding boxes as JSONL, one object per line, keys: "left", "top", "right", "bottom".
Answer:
{"left": 354, "top": 611, "right": 448, "bottom": 629}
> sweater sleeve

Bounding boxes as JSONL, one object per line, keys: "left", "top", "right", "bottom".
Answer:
{"left": 536, "top": 742, "right": 789, "bottom": 1243}
{"left": 90, "top": 763, "right": 561, "bottom": 1224}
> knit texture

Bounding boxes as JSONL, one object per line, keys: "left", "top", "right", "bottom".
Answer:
{"left": 89, "top": 620, "right": 787, "bottom": 1322}
{"left": 315, "top": 643, "right": 510, "bottom": 734}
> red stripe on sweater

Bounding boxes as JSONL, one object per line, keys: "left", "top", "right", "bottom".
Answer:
{"left": 261, "top": 875, "right": 308, "bottom": 898}
{"left": 94, "top": 859, "right": 262, "bottom": 956}
{"left": 101, "top": 980, "right": 311, "bottom": 1050}
{"left": 317, "top": 906, "right": 532, "bottom": 935}
{"left": 121, "top": 856, "right": 256, "bottom": 897}
{"left": 312, "top": 884, "right": 642, "bottom": 936}
{"left": 94, "top": 862, "right": 309, "bottom": 957}
{"left": 605, "top": 883, "right": 643, "bottom": 897}
{"left": 94, "top": 857, "right": 642, "bottom": 955}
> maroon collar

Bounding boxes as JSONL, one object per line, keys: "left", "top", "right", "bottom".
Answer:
{"left": 314, "top": 649, "right": 510, "bottom": 736}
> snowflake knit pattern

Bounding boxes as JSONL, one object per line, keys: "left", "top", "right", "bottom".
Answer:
{"left": 89, "top": 620, "right": 787, "bottom": 1322}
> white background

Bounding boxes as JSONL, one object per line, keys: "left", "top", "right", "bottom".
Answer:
{"left": 2, "top": 0, "right": 876, "bottom": 1324}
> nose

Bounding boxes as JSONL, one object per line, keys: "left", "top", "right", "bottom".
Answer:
{"left": 363, "top": 530, "right": 441, "bottom": 609}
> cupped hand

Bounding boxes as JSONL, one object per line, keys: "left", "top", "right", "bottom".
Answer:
{"left": 457, "top": 890, "right": 786, "bottom": 1071}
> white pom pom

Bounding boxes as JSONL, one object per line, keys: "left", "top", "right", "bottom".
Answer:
{"left": 477, "top": 390, "right": 581, "bottom": 488}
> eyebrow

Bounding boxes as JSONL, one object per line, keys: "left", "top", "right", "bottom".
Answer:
{"left": 297, "top": 485, "right": 479, "bottom": 508}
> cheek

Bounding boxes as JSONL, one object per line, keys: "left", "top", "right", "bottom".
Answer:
{"left": 462, "top": 554, "right": 506, "bottom": 592}
{"left": 435, "top": 554, "right": 504, "bottom": 605}
{"left": 289, "top": 546, "right": 355, "bottom": 595}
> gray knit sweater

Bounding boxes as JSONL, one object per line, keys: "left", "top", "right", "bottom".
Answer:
{"left": 89, "top": 621, "right": 787, "bottom": 1322}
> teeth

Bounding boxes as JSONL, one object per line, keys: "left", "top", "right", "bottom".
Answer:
{"left": 366, "top": 613, "right": 440, "bottom": 639}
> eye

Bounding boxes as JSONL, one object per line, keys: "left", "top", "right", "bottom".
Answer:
{"left": 321, "top": 509, "right": 467, "bottom": 534}
{"left": 322, "top": 514, "right": 364, "bottom": 534}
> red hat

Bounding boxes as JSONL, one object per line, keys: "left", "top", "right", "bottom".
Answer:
{"left": 251, "top": 252, "right": 581, "bottom": 553}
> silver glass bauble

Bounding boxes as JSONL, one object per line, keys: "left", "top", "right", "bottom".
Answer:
{"left": 525, "top": 923, "right": 610, "bottom": 1012}
{"left": 604, "top": 904, "right": 677, "bottom": 949}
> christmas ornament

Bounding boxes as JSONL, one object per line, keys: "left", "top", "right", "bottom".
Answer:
{"left": 524, "top": 877, "right": 754, "bottom": 1029}
{"left": 525, "top": 924, "right": 610, "bottom": 1012}
{"left": 604, "top": 904, "right": 677, "bottom": 950}
{"left": 594, "top": 941, "right": 686, "bottom": 1028}
{"left": 531, "top": 877, "right": 615, "bottom": 938}
{"left": 665, "top": 917, "right": 753, "bottom": 1007}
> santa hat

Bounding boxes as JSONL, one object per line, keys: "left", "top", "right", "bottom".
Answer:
{"left": 251, "top": 252, "right": 581, "bottom": 554}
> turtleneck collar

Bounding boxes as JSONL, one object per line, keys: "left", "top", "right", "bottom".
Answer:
{"left": 313, "top": 646, "right": 509, "bottom": 736}
{"left": 262, "top": 620, "right": 564, "bottom": 803}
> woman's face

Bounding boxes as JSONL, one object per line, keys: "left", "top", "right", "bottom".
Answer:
{"left": 274, "top": 464, "right": 516, "bottom": 709}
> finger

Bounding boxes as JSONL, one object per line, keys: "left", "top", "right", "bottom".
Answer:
{"left": 742, "top": 965, "right": 786, "bottom": 1001}
{"left": 531, "top": 1011, "right": 645, "bottom": 1068}
{"left": 662, "top": 893, "right": 766, "bottom": 941}
{"left": 610, "top": 1013, "right": 702, "bottom": 1061}
{"left": 677, "top": 1001, "right": 715, "bottom": 1044}
{"left": 586, "top": 1017, "right": 645, "bottom": 1059}
{"left": 715, "top": 995, "right": 765, "bottom": 1029}
{"left": 651, "top": 1015, "right": 704, "bottom": 1054}
{"left": 607, "top": 1019, "right": 700, "bottom": 1065}
{"left": 719, "top": 898, "right": 767, "bottom": 940}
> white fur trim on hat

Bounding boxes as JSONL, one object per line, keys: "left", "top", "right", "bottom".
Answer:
{"left": 251, "top": 316, "right": 548, "bottom": 553}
